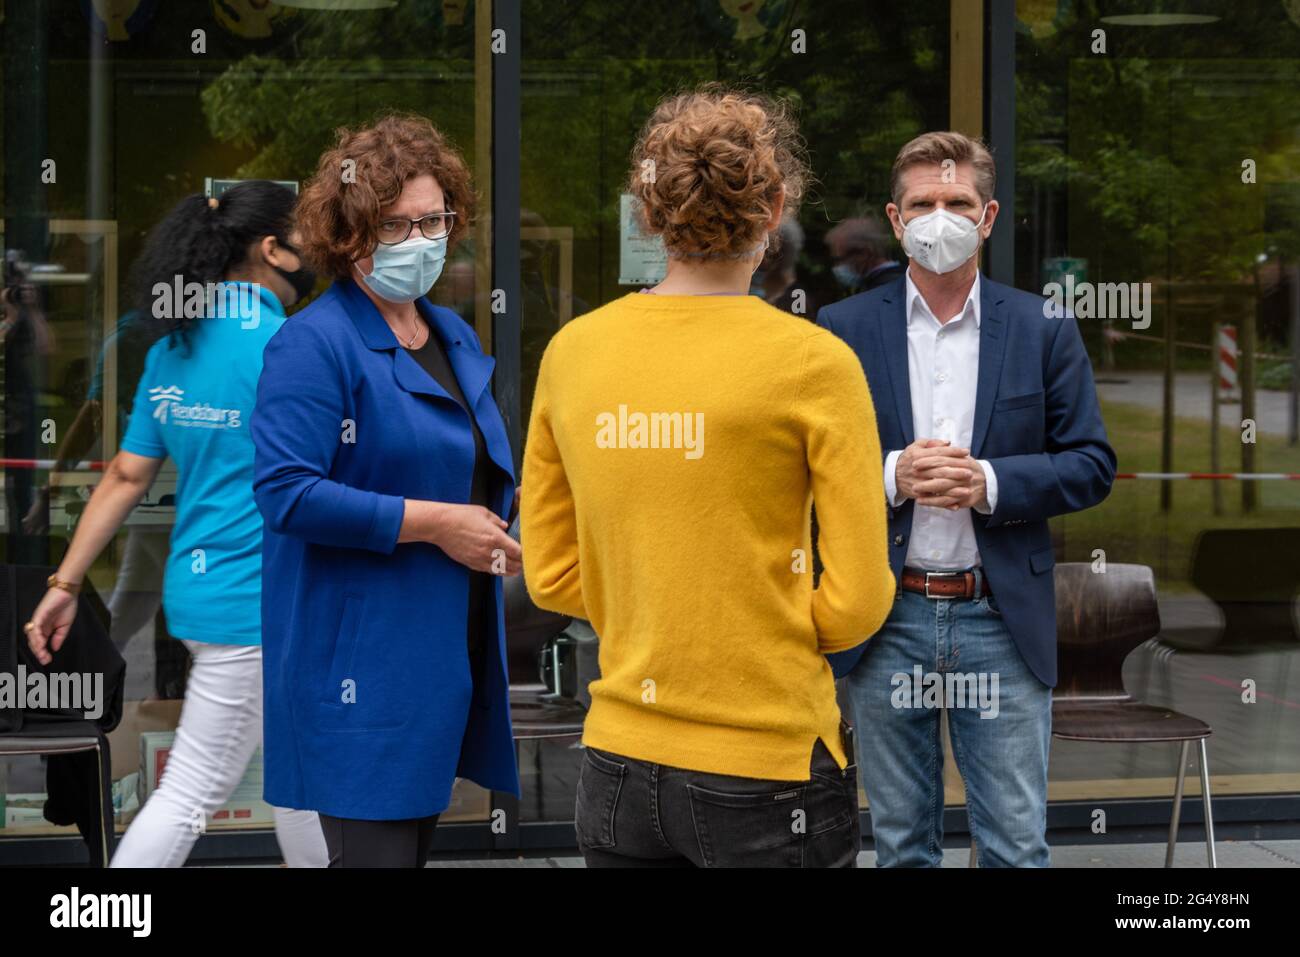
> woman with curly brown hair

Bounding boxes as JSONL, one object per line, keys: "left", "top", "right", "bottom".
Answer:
{"left": 251, "top": 113, "right": 521, "bottom": 867}
{"left": 521, "top": 87, "right": 896, "bottom": 867}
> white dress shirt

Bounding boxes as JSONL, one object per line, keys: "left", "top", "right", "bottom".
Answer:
{"left": 882, "top": 269, "right": 999, "bottom": 570}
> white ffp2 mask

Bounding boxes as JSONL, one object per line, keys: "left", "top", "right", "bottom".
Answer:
{"left": 901, "top": 204, "right": 988, "bottom": 275}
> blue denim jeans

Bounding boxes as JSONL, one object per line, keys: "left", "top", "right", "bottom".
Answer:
{"left": 845, "top": 588, "right": 1052, "bottom": 867}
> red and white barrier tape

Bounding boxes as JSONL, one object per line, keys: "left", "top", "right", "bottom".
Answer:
{"left": 0, "top": 459, "right": 105, "bottom": 471}
{"left": 1116, "top": 472, "right": 1300, "bottom": 480}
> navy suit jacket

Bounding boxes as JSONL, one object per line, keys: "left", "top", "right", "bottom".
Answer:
{"left": 816, "top": 273, "right": 1116, "bottom": 687}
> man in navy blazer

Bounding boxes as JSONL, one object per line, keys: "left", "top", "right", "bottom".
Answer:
{"left": 818, "top": 132, "right": 1115, "bottom": 867}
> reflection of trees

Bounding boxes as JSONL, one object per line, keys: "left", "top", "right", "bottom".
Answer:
{"left": 199, "top": 6, "right": 477, "bottom": 185}
{"left": 1015, "top": 1, "right": 1300, "bottom": 296}
{"left": 513, "top": 0, "right": 952, "bottom": 435}
{"left": 521, "top": 0, "right": 951, "bottom": 301}
{"left": 198, "top": 0, "right": 954, "bottom": 297}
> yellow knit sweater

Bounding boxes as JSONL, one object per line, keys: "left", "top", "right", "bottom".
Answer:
{"left": 521, "top": 292, "right": 895, "bottom": 780}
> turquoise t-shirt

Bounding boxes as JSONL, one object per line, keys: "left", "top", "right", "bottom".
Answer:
{"left": 120, "top": 283, "right": 287, "bottom": 645}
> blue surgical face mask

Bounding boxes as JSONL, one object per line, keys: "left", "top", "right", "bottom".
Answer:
{"left": 833, "top": 262, "right": 860, "bottom": 288}
{"left": 360, "top": 234, "right": 447, "bottom": 303}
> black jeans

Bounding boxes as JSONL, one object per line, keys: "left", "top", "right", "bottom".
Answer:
{"left": 575, "top": 729, "right": 861, "bottom": 867}
{"left": 319, "top": 813, "right": 441, "bottom": 868}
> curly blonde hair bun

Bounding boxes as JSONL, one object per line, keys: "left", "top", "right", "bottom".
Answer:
{"left": 628, "top": 86, "right": 807, "bottom": 260}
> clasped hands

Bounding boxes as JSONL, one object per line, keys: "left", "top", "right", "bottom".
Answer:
{"left": 895, "top": 438, "right": 988, "bottom": 511}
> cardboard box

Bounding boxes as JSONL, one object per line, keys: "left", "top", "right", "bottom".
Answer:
{"left": 139, "top": 730, "right": 274, "bottom": 828}
{"left": 441, "top": 778, "right": 493, "bottom": 823}
{"left": 2, "top": 793, "right": 50, "bottom": 829}
{"left": 107, "top": 698, "right": 183, "bottom": 781}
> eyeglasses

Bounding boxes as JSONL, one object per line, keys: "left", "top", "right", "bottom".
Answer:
{"left": 376, "top": 211, "right": 457, "bottom": 245}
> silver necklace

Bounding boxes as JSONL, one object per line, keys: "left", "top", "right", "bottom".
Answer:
{"left": 401, "top": 315, "right": 423, "bottom": 348}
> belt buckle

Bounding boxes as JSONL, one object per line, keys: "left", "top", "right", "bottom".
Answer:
{"left": 923, "top": 570, "right": 962, "bottom": 599}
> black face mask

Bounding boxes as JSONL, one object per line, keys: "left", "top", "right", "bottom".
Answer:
{"left": 273, "top": 242, "right": 317, "bottom": 305}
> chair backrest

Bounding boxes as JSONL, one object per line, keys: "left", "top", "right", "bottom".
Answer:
{"left": 1190, "top": 528, "right": 1300, "bottom": 647}
{"left": 1054, "top": 562, "right": 1160, "bottom": 700}
{"left": 504, "top": 573, "right": 572, "bottom": 684}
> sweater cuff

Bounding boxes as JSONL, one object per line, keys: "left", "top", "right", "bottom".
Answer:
{"left": 364, "top": 493, "right": 406, "bottom": 554}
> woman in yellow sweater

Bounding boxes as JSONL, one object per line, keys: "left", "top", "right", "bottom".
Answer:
{"left": 521, "top": 87, "right": 895, "bottom": 867}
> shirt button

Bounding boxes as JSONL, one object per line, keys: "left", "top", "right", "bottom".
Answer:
{"left": 932, "top": 550, "right": 941, "bottom": 559}
{"left": 893, "top": 535, "right": 904, "bottom": 546}
{"left": 936, "top": 372, "right": 948, "bottom": 382}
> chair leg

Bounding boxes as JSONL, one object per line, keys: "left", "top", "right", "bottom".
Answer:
{"left": 1198, "top": 738, "right": 1217, "bottom": 868}
{"left": 1165, "top": 740, "right": 1190, "bottom": 868}
{"left": 95, "top": 742, "right": 110, "bottom": 868}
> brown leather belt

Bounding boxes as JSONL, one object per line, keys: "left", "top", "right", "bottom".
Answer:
{"left": 901, "top": 567, "right": 991, "bottom": 600}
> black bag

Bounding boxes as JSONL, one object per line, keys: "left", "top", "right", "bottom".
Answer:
{"left": 0, "top": 564, "right": 124, "bottom": 733}
{"left": 2, "top": 564, "right": 124, "bottom": 865}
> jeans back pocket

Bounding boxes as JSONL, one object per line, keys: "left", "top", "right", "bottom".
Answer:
{"left": 575, "top": 747, "right": 627, "bottom": 850}
{"left": 686, "top": 781, "right": 805, "bottom": 867}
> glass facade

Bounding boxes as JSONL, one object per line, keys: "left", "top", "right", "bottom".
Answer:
{"left": 0, "top": 0, "right": 493, "bottom": 846}
{"left": 1013, "top": 0, "right": 1300, "bottom": 803}
{"left": 1, "top": 0, "right": 1296, "bottom": 858}
{"left": 515, "top": 0, "right": 952, "bottom": 826}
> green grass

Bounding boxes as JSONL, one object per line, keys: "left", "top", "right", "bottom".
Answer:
{"left": 1059, "top": 400, "right": 1300, "bottom": 591}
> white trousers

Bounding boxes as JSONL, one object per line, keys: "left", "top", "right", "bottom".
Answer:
{"left": 110, "top": 640, "right": 327, "bottom": 867}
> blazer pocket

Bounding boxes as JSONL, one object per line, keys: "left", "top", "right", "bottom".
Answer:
{"left": 316, "top": 594, "right": 410, "bottom": 731}
{"left": 1029, "top": 546, "right": 1055, "bottom": 575}
{"left": 321, "top": 594, "right": 364, "bottom": 708}
{"left": 994, "top": 390, "right": 1045, "bottom": 413}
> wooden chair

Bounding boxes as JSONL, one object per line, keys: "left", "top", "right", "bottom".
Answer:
{"left": 1052, "top": 562, "right": 1217, "bottom": 867}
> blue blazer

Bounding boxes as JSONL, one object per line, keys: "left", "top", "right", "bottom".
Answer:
{"left": 817, "top": 274, "right": 1116, "bottom": 687}
{"left": 251, "top": 278, "right": 520, "bottom": 820}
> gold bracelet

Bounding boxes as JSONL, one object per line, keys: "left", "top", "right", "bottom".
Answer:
{"left": 46, "top": 573, "right": 82, "bottom": 595}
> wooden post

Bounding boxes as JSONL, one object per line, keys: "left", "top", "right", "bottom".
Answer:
{"left": 1161, "top": 283, "right": 1175, "bottom": 512}
{"left": 949, "top": 0, "right": 984, "bottom": 138}
{"left": 1210, "top": 321, "right": 1222, "bottom": 516}
{"left": 1290, "top": 262, "right": 1299, "bottom": 447}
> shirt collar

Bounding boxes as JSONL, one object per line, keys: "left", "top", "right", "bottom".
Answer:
{"left": 253, "top": 281, "right": 287, "bottom": 318}
{"left": 904, "top": 267, "right": 981, "bottom": 329}
{"left": 202, "top": 280, "right": 285, "bottom": 323}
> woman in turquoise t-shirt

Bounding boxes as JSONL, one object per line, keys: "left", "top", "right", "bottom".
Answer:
{"left": 24, "top": 182, "right": 327, "bottom": 868}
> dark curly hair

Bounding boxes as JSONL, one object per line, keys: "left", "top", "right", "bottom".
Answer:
{"left": 628, "top": 85, "right": 808, "bottom": 259}
{"left": 129, "top": 180, "right": 298, "bottom": 349}
{"left": 294, "top": 112, "right": 476, "bottom": 280}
